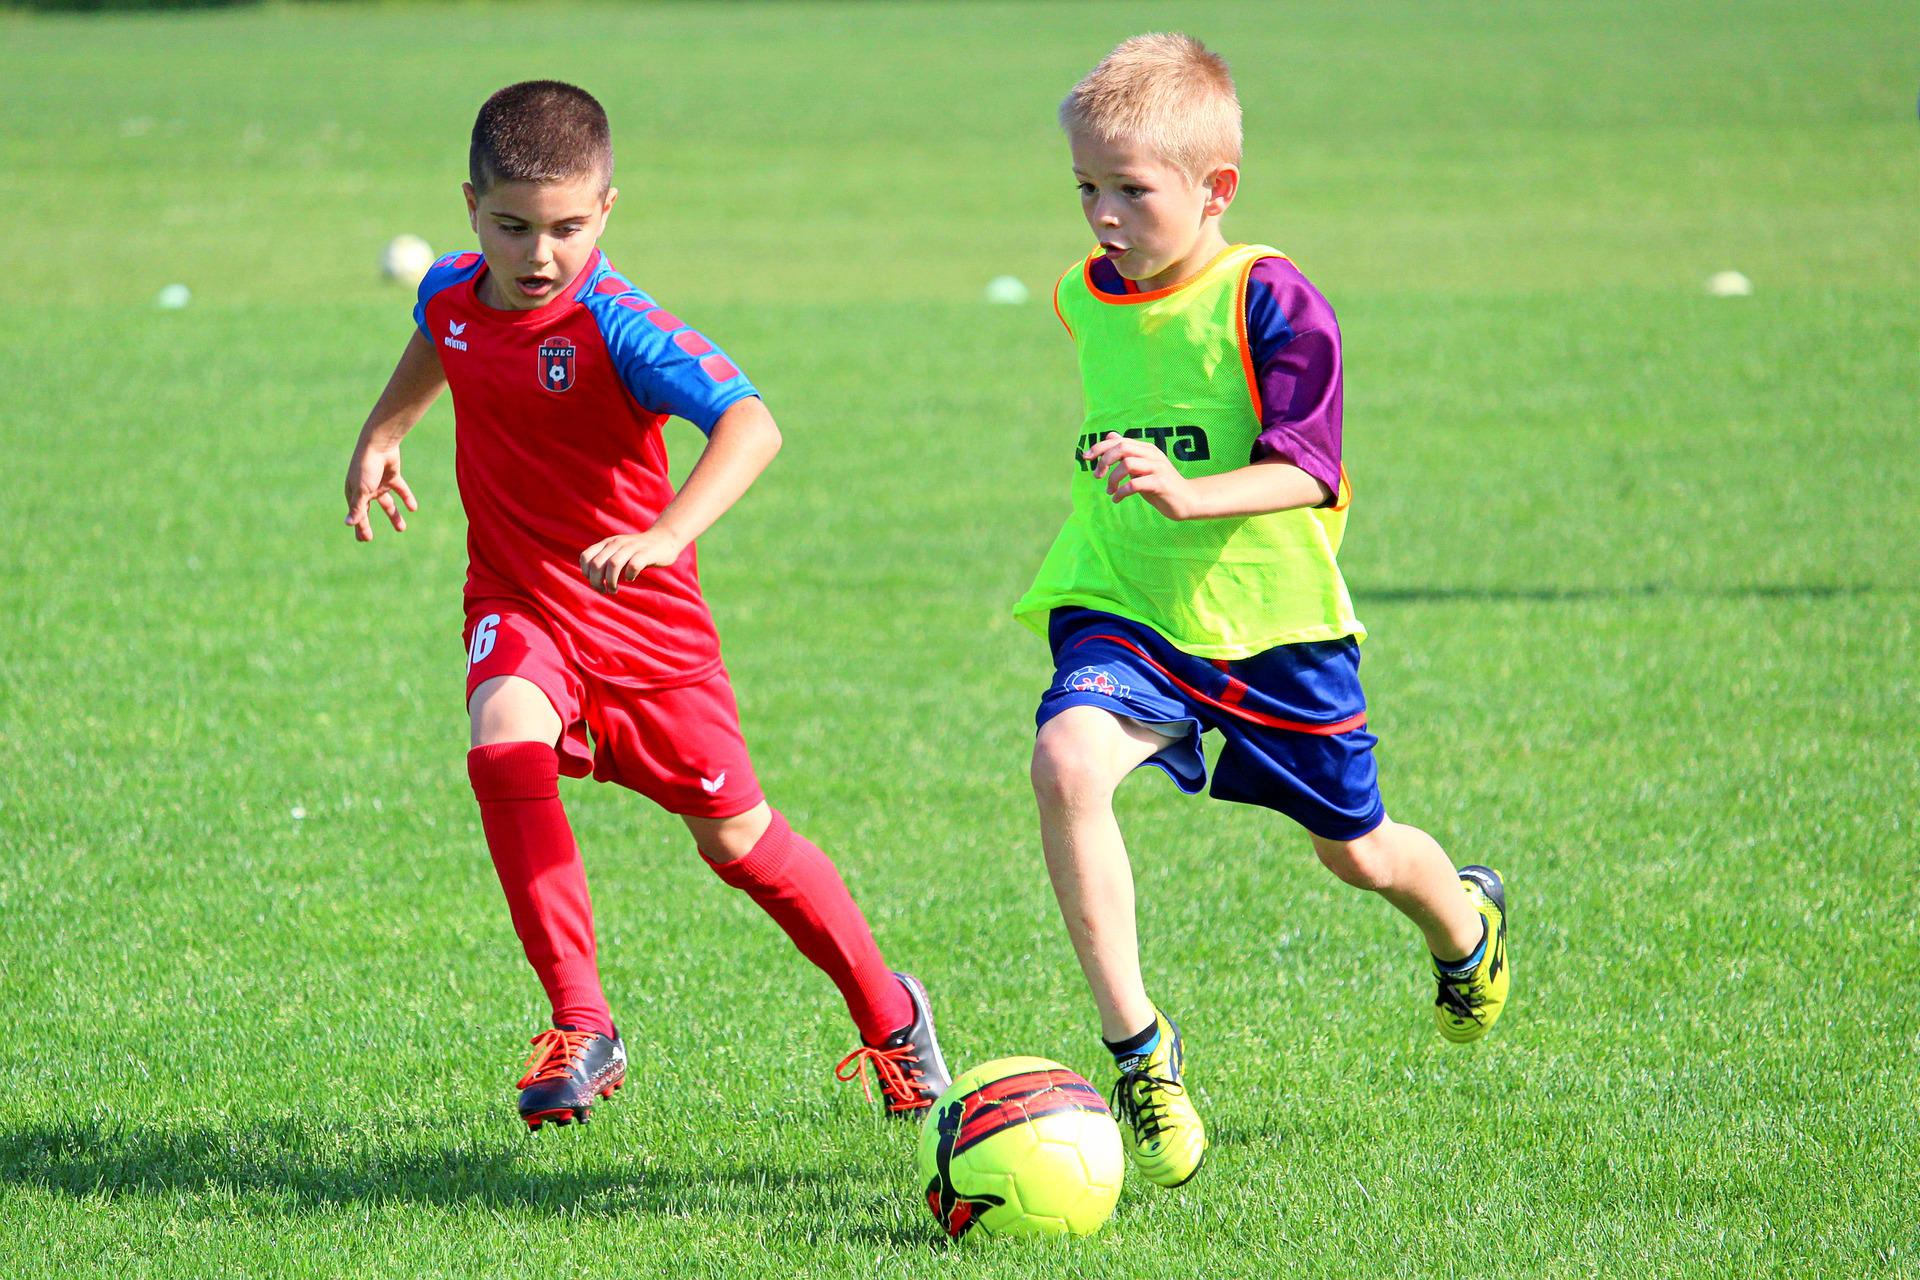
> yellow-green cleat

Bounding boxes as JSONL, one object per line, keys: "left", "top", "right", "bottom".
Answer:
{"left": 1434, "top": 865, "right": 1509, "bottom": 1043}
{"left": 1110, "top": 1010, "right": 1207, "bottom": 1188}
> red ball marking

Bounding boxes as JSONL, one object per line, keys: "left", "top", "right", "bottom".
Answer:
{"left": 451, "top": 252, "right": 482, "bottom": 269}
{"left": 595, "top": 277, "right": 628, "bottom": 295}
{"left": 646, "top": 309, "right": 683, "bottom": 331}
{"left": 615, "top": 296, "right": 654, "bottom": 312}
{"left": 699, "top": 354, "right": 740, "bottom": 382}
{"left": 674, "top": 330, "right": 714, "bottom": 358}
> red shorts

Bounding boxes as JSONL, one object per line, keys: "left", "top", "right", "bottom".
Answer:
{"left": 462, "top": 600, "right": 764, "bottom": 818}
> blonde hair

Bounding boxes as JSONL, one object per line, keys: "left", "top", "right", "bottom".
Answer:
{"left": 1059, "top": 33, "right": 1242, "bottom": 181}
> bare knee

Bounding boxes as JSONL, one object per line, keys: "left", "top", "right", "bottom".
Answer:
{"left": 686, "top": 802, "right": 773, "bottom": 864}
{"left": 468, "top": 676, "right": 562, "bottom": 749}
{"left": 1312, "top": 827, "right": 1397, "bottom": 893}
{"left": 1030, "top": 724, "right": 1119, "bottom": 814}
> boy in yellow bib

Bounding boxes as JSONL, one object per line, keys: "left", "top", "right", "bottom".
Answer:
{"left": 1015, "top": 34, "right": 1511, "bottom": 1189}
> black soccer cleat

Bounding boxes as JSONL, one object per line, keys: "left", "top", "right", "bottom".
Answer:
{"left": 516, "top": 1026, "right": 627, "bottom": 1131}
{"left": 834, "top": 971, "right": 952, "bottom": 1117}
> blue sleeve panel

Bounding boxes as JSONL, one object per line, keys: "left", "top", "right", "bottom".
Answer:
{"left": 413, "top": 251, "right": 486, "bottom": 339}
{"left": 1242, "top": 265, "right": 1297, "bottom": 368}
{"left": 575, "top": 257, "right": 759, "bottom": 435}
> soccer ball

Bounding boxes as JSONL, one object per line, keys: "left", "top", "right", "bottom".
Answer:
{"left": 916, "top": 1056, "right": 1124, "bottom": 1241}
{"left": 380, "top": 234, "right": 435, "bottom": 287}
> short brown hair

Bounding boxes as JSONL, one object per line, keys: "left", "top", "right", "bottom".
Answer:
{"left": 469, "top": 80, "right": 613, "bottom": 194}
{"left": 1060, "top": 33, "right": 1241, "bottom": 181}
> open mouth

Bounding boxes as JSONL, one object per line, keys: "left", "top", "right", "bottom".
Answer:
{"left": 516, "top": 275, "right": 555, "bottom": 298}
{"left": 1099, "top": 242, "right": 1130, "bottom": 259}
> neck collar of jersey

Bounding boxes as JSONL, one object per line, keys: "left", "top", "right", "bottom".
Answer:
{"left": 1082, "top": 243, "right": 1243, "bottom": 305}
{"left": 469, "top": 248, "right": 603, "bottom": 324}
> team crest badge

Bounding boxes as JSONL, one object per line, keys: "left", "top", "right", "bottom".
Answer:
{"left": 1064, "top": 666, "right": 1131, "bottom": 700}
{"left": 537, "top": 336, "right": 576, "bottom": 392}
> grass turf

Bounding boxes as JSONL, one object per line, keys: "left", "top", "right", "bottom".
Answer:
{"left": 1, "top": 2, "right": 1916, "bottom": 1276}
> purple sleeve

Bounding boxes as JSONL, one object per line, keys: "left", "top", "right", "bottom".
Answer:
{"left": 1245, "top": 257, "right": 1343, "bottom": 506}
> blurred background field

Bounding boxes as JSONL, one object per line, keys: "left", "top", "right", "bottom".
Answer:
{"left": 1, "top": 3, "right": 1916, "bottom": 1277}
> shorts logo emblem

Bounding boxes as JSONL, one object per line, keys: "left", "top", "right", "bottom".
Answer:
{"left": 538, "top": 335, "right": 576, "bottom": 392}
{"left": 1064, "top": 665, "right": 1131, "bottom": 700}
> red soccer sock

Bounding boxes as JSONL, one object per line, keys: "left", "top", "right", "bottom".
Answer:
{"left": 467, "top": 743, "right": 615, "bottom": 1040}
{"left": 705, "top": 810, "right": 913, "bottom": 1046}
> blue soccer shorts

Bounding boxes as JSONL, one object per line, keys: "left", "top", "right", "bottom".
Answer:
{"left": 1036, "top": 608, "right": 1386, "bottom": 841}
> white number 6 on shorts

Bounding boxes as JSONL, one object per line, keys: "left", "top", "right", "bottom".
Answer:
{"left": 468, "top": 613, "right": 500, "bottom": 667}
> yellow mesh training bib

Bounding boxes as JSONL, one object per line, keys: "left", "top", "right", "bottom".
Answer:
{"left": 1013, "top": 243, "right": 1364, "bottom": 659}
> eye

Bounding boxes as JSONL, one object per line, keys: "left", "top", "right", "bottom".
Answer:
{"left": 497, "top": 223, "right": 528, "bottom": 236}
{"left": 1122, "top": 185, "right": 1147, "bottom": 198}
{"left": 1076, "top": 182, "right": 1095, "bottom": 197}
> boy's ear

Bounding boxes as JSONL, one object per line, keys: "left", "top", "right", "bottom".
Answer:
{"left": 602, "top": 186, "right": 618, "bottom": 220}
{"left": 1204, "top": 164, "right": 1240, "bottom": 218}
{"left": 462, "top": 182, "right": 479, "bottom": 230}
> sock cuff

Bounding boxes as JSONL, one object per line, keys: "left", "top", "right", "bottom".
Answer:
{"left": 705, "top": 808, "right": 795, "bottom": 886}
{"left": 1434, "top": 917, "right": 1490, "bottom": 974}
{"left": 1104, "top": 1014, "right": 1162, "bottom": 1060}
{"left": 467, "top": 742, "right": 561, "bottom": 802}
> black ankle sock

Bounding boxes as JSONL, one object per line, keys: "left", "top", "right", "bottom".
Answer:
{"left": 1435, "top": 917, "right": 1489, "bottom": 974}
{"left": 1103, "top": 1017, "right": 1161, "bottom": 1062}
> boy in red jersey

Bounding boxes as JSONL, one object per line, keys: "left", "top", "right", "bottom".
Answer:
{"left": 342, "top": 81, "right": 946, "bottom": 1129}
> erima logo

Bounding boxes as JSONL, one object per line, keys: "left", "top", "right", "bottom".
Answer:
{"left": 443, "top": 319, "right": 468, "bottom": 352}
{"left": 700, "top": 772, "right": 727, "bottom": 794}
{"left": 1076, "top": 425, "right": 1210, "bottom": 471}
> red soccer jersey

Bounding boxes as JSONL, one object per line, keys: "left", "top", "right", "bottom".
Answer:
{"left": 415, "top": 249, "right": 758, "bottom": 688}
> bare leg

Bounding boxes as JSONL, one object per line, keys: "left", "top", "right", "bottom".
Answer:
{"left": 1031, "top": 706, "right": 1181, "bottom": 1041}
{"left": 683, "top": 802, "right": 774, "bottom": 863}
{"left": 1311, "top": 820, "right": 1482, "bottom": 960}
{"left": 468, "top": 674, "right": 562, "bottom": 747}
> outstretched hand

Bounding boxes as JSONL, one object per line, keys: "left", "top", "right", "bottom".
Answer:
{"left": 580, "top": 529, "right": 687, "bottom": 595}
{"left": 343, "top": 439, "right": 418, "bottom": 541}
{"left": 1084, "top": 431, "right": 1196, "bottom": 520}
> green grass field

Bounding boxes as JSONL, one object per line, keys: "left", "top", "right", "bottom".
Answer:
{"left": 3, "top": 2, "right": 1917, "bottom": 1276}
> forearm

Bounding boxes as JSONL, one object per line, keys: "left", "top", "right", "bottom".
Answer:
{"left": 650, "top": 397, "right": 782, "bottom": 548}
{"left": 357, "top": 330, "right": 446, "bottom": 449}
{"left": 1179, "top": 459, "right": 1332, "bottom": 520}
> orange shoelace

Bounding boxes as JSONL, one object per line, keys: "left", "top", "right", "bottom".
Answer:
{"left": 517, "top": 1028, "right": 599, "bottom": 1088}
{"left": 835, "top": 1043, "right": 925, "bottom": 1112}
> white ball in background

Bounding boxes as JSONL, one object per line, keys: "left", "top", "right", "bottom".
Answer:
{"left": 381, "top": 234, "right": 436, "bottom": 287}
{"left": 1705, "top": 270, "right": 1753, "bottom": 297}
{"left": 984, "top": 274, "right": 1030, "bottom": 305}
{"left": 155, "top": 283, "right": 191, "bottom": 310}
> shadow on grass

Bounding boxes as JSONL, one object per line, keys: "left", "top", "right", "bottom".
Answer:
{"left": 1363, "top": 582, "right": 1880, "bottom": 605}
{"left": 0, "top": 1118, "right": 934, "bottom": 1246}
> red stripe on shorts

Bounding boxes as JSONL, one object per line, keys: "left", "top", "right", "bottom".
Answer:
{"left": 1074, "top": 634, "right": 1367, "bottom": 736}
